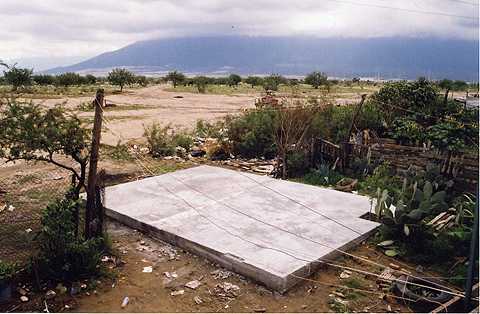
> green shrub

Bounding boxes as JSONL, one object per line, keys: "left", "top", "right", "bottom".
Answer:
{"left": 36, "top": 196, "right": 105, "bottom": 282}
{"left": 144, "top": 123, "right": 175, "bottom": 157}
{"left": 172, "top": 132, "right": 193, "bottom": 150}
{"left": 225, "top": 109, "right": 277, "bottom": 159}
{"left": 0, "top": 261, "right": 17, "bottom": 281}
{"left": 300, "top": 164, "right": 344, "bottom": 187}
{"left": 194, "top": 119, "right": 225, "bottom": 139}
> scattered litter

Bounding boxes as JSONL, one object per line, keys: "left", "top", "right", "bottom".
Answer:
{"left": 25, "top": 228, "right": 32, "bottom": 233}
{"left": 211, "top": 269, "right": 233, "bottom": 280}
{"left": 164, "top": 271, "right": 178, "bottom": 279}
{"left": 339, "top": 270, "right": 352, "bottom": 279}
{"left": 141, "top": 258, "right": 150, "bottom": 263}
{"left": 64, "top": 305, "right": 71, "bottom": 309}
{"left": 142, "top": 266, "right": 153, "bottom": 273}
{"left": 18, "top": 288, "right": 27, "bottom": 296}
{"left": 80, "top": 283, "right": 87, "bottom": 290}
{"left": 384, "top": 249, "right": 399, "bottom": 257}
{"left": 331, "top": 291, "right": 345, "bottom": 298}
{"left": 56, "top": 283, "right": 67, "bottom": 295}
{"left": 215, "top": 282, "right": 240, "bottom": 297}
{"left": 253, "top": 307, "right": 267, "bottom": 312}
{"left": 193, "top": 296, "right": 203, "bottom": 304}
{"left": 7, "top": 205, "right": 14, "bottom": 212}
{"left": 377, "top": 240, "right": 394, "bottom": 247}
{"left": 170, "top": 290, "right": 185, "bottom": 296}
{"left": 139, "top": 240, "right": 146, "bottom": 245}
{"left": 52, "top": 176, "right": 63, "bottom": 180}
{"left": 121, "top": 296, "right": 129, "bottom": 308}
{"left": 158, "top": 245, "right": 178, "bottom": 260}
{"left": 389, "top": 263, "right": 400, "bottom": 270}
{"left": 20, "top": 296, "right": 29, "bottom": 302}
{"left": 45, "top": 290, "right": 56, "bottom": 300}
{"left": 185, "top": 280, "right": 201, "bottom": 290}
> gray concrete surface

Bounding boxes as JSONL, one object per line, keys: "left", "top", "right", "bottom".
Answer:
{"left": 104, "top": 165, "right": 379, "bottom": 292}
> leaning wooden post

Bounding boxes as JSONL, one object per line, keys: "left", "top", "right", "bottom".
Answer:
{"left": 85, "top": 89, "right": 104, "bottom": 239}
{"left": 345, "top": 94, "right": 367, "bottom": 143}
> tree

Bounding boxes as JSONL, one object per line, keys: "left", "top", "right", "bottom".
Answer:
{"left": 274, "top": 99, "right": 320, "bottom": 178}
{"left": 245, "top": 76, "right": 263, "bottom": 88}
{"left": 263, "top": 74, "right": 287, "bottom": 91}
{"left": 136, "top": 75, "right": 148, "bottom": 87}
{"left": 0, "top": 99, "right": 90, "bottom": 235}
{"left": 56, "top": 72, "right": 82, "bottom": 87}
{"left": 194, "top": 76, "right": 208, "bottom": 93}
{"left": 1, "top": 62, "right": 33, "bottom": 91}
{"left": 85, "top": 74, "right": 97, "bottom": 85}
{"left": 33, "top": 74, "right": 56, "bottom": 86}
{"left": 438, "top": 79, "right": 454, "bottom": 104}
{"left": 304, "top": 71, "right": 328, "bottom": 89}
{"left": 227, "top": 74, "right": 242, "bottom": 87}
{"left": 166, "top": 71, "right": 186, "bottom": 88}
{"left": 107, "top": 68, "right": 135, "bottom": 92}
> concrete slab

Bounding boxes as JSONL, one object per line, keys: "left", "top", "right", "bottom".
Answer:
{"left": 104, "top": 165, "right": 379, "bottom": 292}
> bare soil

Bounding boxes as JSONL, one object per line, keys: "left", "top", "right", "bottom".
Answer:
{"left": 33, "top": 85, "right": 257, "bottom": 146}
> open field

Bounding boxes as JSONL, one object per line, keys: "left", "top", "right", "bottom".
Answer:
{"left": 16, "top": 83, "right": 370, "bottom": 146}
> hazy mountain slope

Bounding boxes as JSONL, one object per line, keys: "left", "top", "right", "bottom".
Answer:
{"left": 48, "top": 36, "right": 479, "bottom": 80}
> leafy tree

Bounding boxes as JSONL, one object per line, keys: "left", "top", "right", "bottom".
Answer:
{"left": 107, "top": 68, "right": 135, "bottom": 92}
{"left": 245, "top": 76, "right": 263, "bottom": 88}
{"left": 304, "top": 71, "right": 328, "bottom": 89}
{"left": 0, "top": 62, "right": 33, "bottom": 91}
{"left": 56, "top": 72, "right": 82, "bottom": 87}
{"left": 194, "top": 76, "right": 209, "bottom": 93}
{"left": 438, "top": 79, "right": 454, "bottom": 103}
{"left": 33, "top": 74, "right": 56, "bottom": 86}
{"left": 85, "top": 74, "right": 97, "bottom": 85}
{"left": 263, "top": 74, "right": 287, "bottom": 91}
{"left": 166, "top": 71, "right": 186, "bottom": 88}
{"left": 0, "top": 99, "right": 90, "bottom": 198}
{"left": 136, "top": 75, "right": 148, "bottom": 87}
{"left": 227, "top": 74, "right": 242, "bottom": 87}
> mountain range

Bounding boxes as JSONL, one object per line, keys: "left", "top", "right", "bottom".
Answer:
{"left": 47, "top": 36, "right": 479, "bottom": 81}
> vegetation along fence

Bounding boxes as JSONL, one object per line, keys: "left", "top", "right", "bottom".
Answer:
{"left": 0, "top": 167, "right": 70, "bottom": 264}
{"left": 313, "top": 138, "right": 479, "bottom": 192}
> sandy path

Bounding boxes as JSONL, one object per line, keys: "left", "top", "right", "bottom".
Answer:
{"left": 33, "top": 85, "right": 257, "bottom": 145}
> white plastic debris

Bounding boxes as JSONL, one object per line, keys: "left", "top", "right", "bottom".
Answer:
{"left": 142, "top": 266, "right": 153, "bottom": 273}
{"left": 185, "top": 280, "right": 201, "bottom": 290}
{"left": 170, "top": 290, "right": 185, "bottom": 296}
{"left": 121, "top": 296, "right": 129, "bottom": 308}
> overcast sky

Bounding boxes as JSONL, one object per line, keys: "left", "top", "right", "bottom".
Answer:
{"left": 1, "top": 0, "right": 478, "bottom": 67}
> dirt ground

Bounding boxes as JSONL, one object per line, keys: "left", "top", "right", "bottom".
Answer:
{"left": 1, "top": 155, "right": 459, "bottom": 314}
{"left": 32, "top": 85, "right": 257, "bottom": 146}
{"left": 0, "top": 85, "right": 467, "bottom": 313}
{"left": 30, "top": 84, "right": 367, "bottom": 146}
{"left": 2, "top": 218, "right": 419, "bottom": 313}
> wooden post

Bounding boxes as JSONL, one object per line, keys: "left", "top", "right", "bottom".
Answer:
{"left": 345, "top": 94, "right": 367, "bottom": 143}
{"left": 85, "top": 89, "right": 104, "bottom": 239}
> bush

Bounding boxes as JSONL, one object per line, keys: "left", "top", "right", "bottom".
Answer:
{"left": 35, "top": 196, "right": 105, "bottom": 282}
{"left": 194, "top": 119, "right": 225, "bottom": 139}
{"left": 225, "top": 109, "right": 277, "bottom": 159}
{"left": 144, "top": 123, "right": 176, "bottom": 157}
{"left": 300, "top": 163, "right": 344, "bottom": 186}
{"left": 172, "top": 132, "right": 193, "bottom": 151}
{"left": 0, "top": 261, "right": 17, "bottom": 281}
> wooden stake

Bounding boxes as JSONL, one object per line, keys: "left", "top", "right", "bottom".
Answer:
{"left": 85, "top": 89, "right": 104, "bottom": 239}
{"left": 345, "top": 94, "right": 367, "bottom": 143}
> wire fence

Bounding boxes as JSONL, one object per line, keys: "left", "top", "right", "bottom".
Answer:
{"left": 0, "top": 164, "right": 71, "bottom": 264}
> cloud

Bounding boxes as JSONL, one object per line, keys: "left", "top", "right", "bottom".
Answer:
{"left": 0, "top": 0, "right": 478, "bottom": 60}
